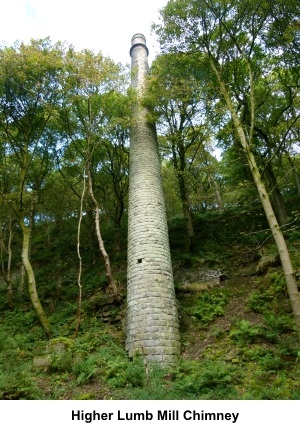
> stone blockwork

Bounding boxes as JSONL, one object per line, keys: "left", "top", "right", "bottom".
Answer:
{"left": 126, "top": 34, "right": 180, "bottom": 365}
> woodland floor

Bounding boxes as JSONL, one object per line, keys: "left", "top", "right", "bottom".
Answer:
{"left": 36, "top": 265, "right": 267, "bottom": 400}
{"left": 181, "top": 272, "right": 263, "bottom": 360}
{"left": 35, "top": 259, "right": 300, "bottom": 399}
{"left": 1, "top": 209, "right": 300, "bottom": 400}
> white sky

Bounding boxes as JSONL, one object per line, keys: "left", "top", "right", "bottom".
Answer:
{"left": 0, "top": 0, "right": 168, "bottom": 65}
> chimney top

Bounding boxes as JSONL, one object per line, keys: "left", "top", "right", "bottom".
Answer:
{"left": 130, "top": 33, "right": 149, "bottom": 57}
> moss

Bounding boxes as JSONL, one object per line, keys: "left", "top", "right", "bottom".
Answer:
{"left": 48, "top": 337, "right": 75, "bottom": 350}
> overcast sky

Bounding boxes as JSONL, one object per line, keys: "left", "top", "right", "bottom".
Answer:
{"left": 0, "top": 0, "right": 168, "bottom": 65}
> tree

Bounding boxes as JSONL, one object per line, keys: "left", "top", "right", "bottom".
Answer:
{"left": 91, "top": 92, "right": 130, "bottom": 251}
{"left": 0, "top": 38, "right": 65, "bottom": 335}
{"left": 58, "top": 48, "right": 129, "bottom": 294}
{"left": 154, "top": 0, "right": 300, "bottom": 339}
{"left": 146, "top": 53, "right": 208, "bottom": 250}
{"left": 189, "top": 145, "right": 224, "bottom": 213}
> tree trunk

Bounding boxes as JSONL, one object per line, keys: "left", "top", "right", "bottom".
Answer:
{"left": 172, "top": 143, "right": 194, "bottom": 251}
{"left": 286, "top": 153, "right": 300, "bottom": 195}
{"left": 177, "top": 171, "right": 194, "bottom": 251}
{"left": 209, "top": 176, "right": 224, "bottom": 213}
{"left": 210, "top": 59, "right": 300, "bottom": 340}
{"left": 113, "top": 183, "right": 125, "bottom": 253}
{"left": 264, "top": 164, "right": 287, "bottom": 226}
{"left": 16, "top": 143, "right": 50, "bottom": 336}
{"left": 75, "top": 175, "right": 86, "bottom": 338}
{"left": 0, "top": 216, "right": 14, "bottom": 307}
{"left": 19, "top": 263, "right": 25, "bottom": 298}
{"left": 293, "top": 167, "right": 300, "bottom": 195}
{"left": 6, "top": 218, "right": 13, "bottom": 306}
{"left": 246, "top": 149, "right": 300, "bottom": 338}
{"left": 86, "top": 164, "right": 118, "bottom": 295}
{"left": 19, "top": 217, "right": 51, "bottom": 337}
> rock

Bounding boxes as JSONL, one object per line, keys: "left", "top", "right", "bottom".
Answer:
{"left": 33, "top": 355, "right": 51, "bottom": 372}
{"left": 256, "top": 255, "right": 280, "bottom": 274}
{"left": 46, "top": 337, "right": 75, "bottom": 354}
{"left": 180, "top": 278, "right": 220, "bottom": 293}
{"left": 33, "top": 338, "right": 75, "bottom": 372}
{"left": 177, "top": 268, "right": 224, "bottom": 293}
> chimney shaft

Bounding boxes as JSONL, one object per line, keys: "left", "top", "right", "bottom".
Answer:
{"left": 126, "top": 34, "right": 180, "bottom": 365}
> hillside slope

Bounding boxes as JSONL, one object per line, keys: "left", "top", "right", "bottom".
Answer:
{"left": 0, "top": 207, "right": 300, "bottom": 399}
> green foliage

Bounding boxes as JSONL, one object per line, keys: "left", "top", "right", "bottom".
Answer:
{"left": 127, "top": 365, "right": 175, "bottom": 400}
{"left": 50, "top": 351, "right": 74, "bottom": 373}
{"left": 230, "top": 319, "right": 278, "bottom": 344}
{"left": 1, "top": 308, "right": 38, "bottom": 335}
{"left": 105, "top": 356, "right": 146, "bottom": 388}
{"left": 73, "top": 392, "right": 96, "bottom": 400}
{"left": 0, "top": 197, "right": 299, "bottom": 400}
{"left": 277, "top": 336, "right": 300, "bottom": 359}
{"left": 259, "top": 353, "right": 286, "bottom": 371}
{"left": 246, "top": 272, "right": 287, "bottom": 313}
{"left": 190, "top": 290, "right": 229, "bottom": 325}
{"left": 172, "top": 360, "right": 239, "bottom": 399}
{"left": 230, "top": 319, "right": 263, "bottom": 343}
{"left": 73, "top": 356, "right": 98, "bottom": 384}
{"left": 0, "top": 370, "right": 42, "bottom": 400}
{"left": 264, "top": 314, "right": 295, "bottom": 335}
{"left": 1, "top": 23, "right": 300, "bottom": 401}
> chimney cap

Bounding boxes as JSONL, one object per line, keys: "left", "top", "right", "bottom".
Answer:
{"left": 130, "top": 33, "right": 149, "bottom": 57}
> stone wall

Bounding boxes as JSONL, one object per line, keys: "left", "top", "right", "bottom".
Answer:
{"left": 126, "top": 34, "right": 180, "bottom": 365}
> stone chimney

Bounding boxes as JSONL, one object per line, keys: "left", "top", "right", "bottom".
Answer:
{"left": 125, "top": 34, "right": 180, "bottom": 365}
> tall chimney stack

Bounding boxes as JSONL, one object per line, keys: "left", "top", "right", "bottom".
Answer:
{"left": 126, "top": 34, "right": 180, "bottom": 365}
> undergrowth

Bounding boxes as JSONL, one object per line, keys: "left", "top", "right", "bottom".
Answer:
{"left": 1, "top": 208, "right": 300, "bottom": 400}
{"left": 189, "top": 290, "right": 229, "bottom": 326}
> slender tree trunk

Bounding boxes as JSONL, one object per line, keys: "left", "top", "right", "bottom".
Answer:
{"left": 6, "top": 217, "right": 13, "bottom": 306}
{"left": 18, "top": 144, "right": 50, "bottom": 336}
{"left": 209, "top": 176, "right": 224, "bottom": 213}
{"left": 293, "top": 168, "right": 300, "bottom": 195}
{"left": 0, "top": 216, "right": 14, "bottom": 306}
{"left": 75, "top": 174, "right": 86, "bottom": 338}
{"left": 86, "top": 208, "right": 96, "bottom": 265}
{"left": 264, "top": 164, "right": 287, "bottom": 226}
{"left": 178, "top": 173, "right": 194, "bottom": 251}
{"left": 0, "top": 230, "right": 5, "bottom": 292}
{"left": 19, "top": 217, "right": 51, "bottom": 337}
{"left": 246, "top": 149, "right": 300, "bottom": 337}
{"left": 56, "top": 275, "right": 62, "bottom": 303}
{"left": 114, "top": 222, "right": 122, "bottom": 254}
{"left": 113, "top": 184, "right": 125, "bottom": 253}
{"left": 86, "top": 163, "right": 118, "bottom": 295}
{"left": 172, "top": 144, "right": 194, "bottom": 251}
{"left": 210, "top": 59, "right": 300, "bottom": 340}
{"left": 286, "top": 153, "right": 300, "bottom": 195}
{"left": 19, "top": 264, "right": 25, "bottom": 297}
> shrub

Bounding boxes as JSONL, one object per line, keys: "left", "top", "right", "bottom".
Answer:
{"left": 246, "top": 272, "right": 287, "bottom": 314}
{"left": 190, "top": 291, "right": 229, "bottom": 325}
{"left": 105, "top": 356, "right": 146, "bottom": 388}
{"left": 0, "top": 370, "right": 42, "bottom": 399}
{"left": 230, "top": 320, "right": 265, "bottom": 344}
{"left": 73, "top": 356, "right": 98, "bottom": 384}
{"left": 264, "top": 314, "right": 295, "bottom": 335}
{"left": 50, "top": 351, "right": 73, "bottom": 372}
{"left": 172, "top": 360, "right": 238, "bottom": 399}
